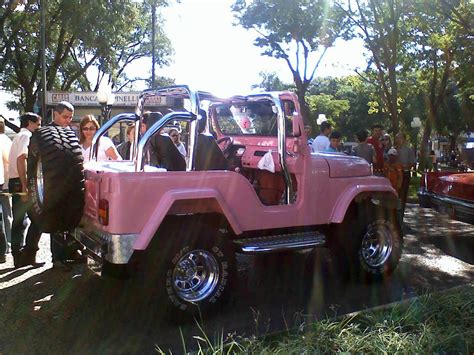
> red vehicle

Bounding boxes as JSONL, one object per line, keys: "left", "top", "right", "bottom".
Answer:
{"left": 418, "top": 171, "right": 474, "bottom": 224}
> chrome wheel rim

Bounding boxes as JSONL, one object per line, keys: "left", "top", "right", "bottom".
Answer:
{"left": 36, "top": 159, "right": 44, "bottom": 205}
{"left": 361, "top": 221, "right": 393, "bottom": 268}
{"left": 171, "top": 250, "right": 219, "bottom": 303}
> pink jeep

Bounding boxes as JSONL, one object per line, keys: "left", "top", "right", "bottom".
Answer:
{"left": 28, "top": 86, "right": 402, "bottom": 320}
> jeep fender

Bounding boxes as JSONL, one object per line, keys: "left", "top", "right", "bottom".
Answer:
{"left": 330, "top": 184, "right": 398, "bottom": 223}
{"left": 132, "top": 188, "right": 242, "bottom": 250}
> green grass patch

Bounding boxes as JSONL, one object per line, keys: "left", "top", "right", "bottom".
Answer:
{"left": 408, "top": 174, "right": 421, "bottom": 201}
{"left": 162, "top": 286, "right": 474, "bottom": 354}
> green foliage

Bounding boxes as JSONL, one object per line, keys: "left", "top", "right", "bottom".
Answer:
{"left": 307, "top": 76, "right": 384, "bottom": 140}
{"left": 0, "top": 0, "right": 173, "bottom": 111}
{"left": 251, "top": 71, "right": 292, "bottom": 91}
{"left": 232, "top": 0, "right": 350, "bottom": 122}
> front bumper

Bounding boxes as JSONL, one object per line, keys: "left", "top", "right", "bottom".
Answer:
{"left": 74, "top": 228, "right": 138, "bottom": 264}
{"left": 418, "top": 189, "right": 474, "bottom": 225}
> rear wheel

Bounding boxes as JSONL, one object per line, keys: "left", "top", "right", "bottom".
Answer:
{"left": 143, "top": 219, "right": 236, "bottom": 322}
{"left": 28, "top": 126, "right": 85, "bottom": 232}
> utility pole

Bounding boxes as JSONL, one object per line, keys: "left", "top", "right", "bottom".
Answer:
{"left": 151, "top": 2, "right": 156, "bottom": 89}
{"left": 40, "top": 0, "right": 47, "bottom": 119}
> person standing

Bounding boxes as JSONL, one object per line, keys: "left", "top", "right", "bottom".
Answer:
{"left": 79, "top": 115, "right": 121, "bottom": 163}
{"left": 367, "top": 124, "right": 384, "bottom": 176}
{"left": 325, "top": 131, "right": 343, "bottom": 153}
{"left": 0, "top": 119, "right": 12, "bottom": 255}
{"left": 0, "top": 142, "right": 7, "bottom": 263}
{"left": 117, "top": 124, "right": 135, "bottom": 160}
{"left": 311, "top": 121, "right": 332, "bottom": 152}
{"left": 168, "top": 128, "right": 187, "bottom": 157}
{"left": 395, "top": 133, "right": 416, "bottom": 217}
{"left": 48, "top": 101, "right": 83, "bottom": 269}
{"left": 8, "top": 113, "right": 43, "bottom": 267}
{"left": 353, "top": 129, "right": 376, "bottom": 165}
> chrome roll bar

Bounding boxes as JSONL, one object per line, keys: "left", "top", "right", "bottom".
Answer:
{"left": 135, "top": 111, "right": 195, "bottom": 171}
{"left": 91, "top": 113, "right": 137, "bottom": 162}
{"left": 134, "top": 85, "right": 201, "bottom": 171}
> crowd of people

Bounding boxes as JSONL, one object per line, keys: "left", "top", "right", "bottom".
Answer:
{"left": 0, "top": 101, "right": 192, "bottom": 269}
{"left": 309, "top": 121, "right": 416, "bottom": 218}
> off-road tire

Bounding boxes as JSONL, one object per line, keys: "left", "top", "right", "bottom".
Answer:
{"left": 143, "top": 218, "right": 236, "bottom": 323}
{"left": 28, "top": 126, "right": 85, "bottom": 232}
{"left": 330, "top": 205, "right": 403, "bottom": 282}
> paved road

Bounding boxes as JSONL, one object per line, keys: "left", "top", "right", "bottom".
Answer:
{"left": 0, "top": 203, "right": 473, "bottom": 354}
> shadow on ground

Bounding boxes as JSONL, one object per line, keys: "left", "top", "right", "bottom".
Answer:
{"left": 0, "top": 204, "right": 473, "bottom": 354}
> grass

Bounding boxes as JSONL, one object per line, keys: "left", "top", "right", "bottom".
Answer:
{"left": 408, "top": 174, "right": 421, "bottom": 201}
{"left": 159, "top": 286, "right": 474, "bottom": 354}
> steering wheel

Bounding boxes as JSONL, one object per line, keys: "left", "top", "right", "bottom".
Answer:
{"left": 217, "top": 136, "right": 234, "bottom": 157}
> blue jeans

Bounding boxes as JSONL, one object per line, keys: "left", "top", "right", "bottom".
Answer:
{"left": 0, "top": 207, "right": 6, "bottom": 257}
{"left": 9, "top": 178, "right": 41, "bottom": 253}
{"left": 0, "top": 192, "right": 13, "bottom": 243}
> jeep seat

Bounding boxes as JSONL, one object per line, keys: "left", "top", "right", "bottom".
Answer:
{"left": 195, "top": 133, "right": 229, "bottom": 171}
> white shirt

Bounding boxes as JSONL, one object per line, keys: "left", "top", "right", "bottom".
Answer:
{"left": 0, "top": 133, "right": 12, "bottom": 187}
{"left": 8, "top": 128, "right": 32, "bottom": 179}
{"left": 82, "top": 136, "right": 121, "bottom": 163}
{"left": 176, "top": 142, "right": 186, "bottom": 157}
{"left": 312, "top": 134, "right": 330, "bottom": 152}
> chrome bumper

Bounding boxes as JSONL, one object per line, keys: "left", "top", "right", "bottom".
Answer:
{"left": 418, "top": 189, "right": 474, "bottom": 224}
{"left": 74, "top": 228, "right": 138, "bottom": 264}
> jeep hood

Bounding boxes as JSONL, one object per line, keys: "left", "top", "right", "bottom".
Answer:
{"left": 320, "top": 153, "right": 372, "bottom": 178}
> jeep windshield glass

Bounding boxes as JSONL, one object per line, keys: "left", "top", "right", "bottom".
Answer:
{"left": 213, "top": 101, "right": 292, "bottom": 137}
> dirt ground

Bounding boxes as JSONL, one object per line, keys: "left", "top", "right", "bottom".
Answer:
{"left": 0, "top": 203, "right": 473, "bottom": 354}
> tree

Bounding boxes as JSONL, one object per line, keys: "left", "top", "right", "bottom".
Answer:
{"left": 232, "top": 0, "right": 350, "bottom": 125}
{"left": 404, "top": 0, "right": 471, "bottom": 168}
{"left": 251, "top": 71, "right": 291, "bottom": 91}
{"left": 307, "top": 76, "right": 384, "bottom": 140}
{"left": 337, "top": 0, "right": 411, "bottom": 135}
{"left": 0, "top": 0, "right": 172, "bottom": 112}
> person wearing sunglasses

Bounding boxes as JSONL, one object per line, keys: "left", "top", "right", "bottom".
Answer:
{"left": 79, "top": 115, "right": 121, "bottom": 163}
{"left": 168, "top": 127, "right": 186, "bottom": 157}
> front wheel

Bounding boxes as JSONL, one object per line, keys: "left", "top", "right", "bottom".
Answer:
{"left": 331, "top": 207, "right": 403, "bottom": 282}
{"left": 143, "top": 221, "right": 236, "bottom": 322}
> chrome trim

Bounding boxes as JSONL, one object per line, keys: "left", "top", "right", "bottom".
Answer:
{"left": 172, "top": 249, "right": 220, "bottom": 302}
{"left": 418, "top": 189, "right": 474, "bottom": 210}
{"left": 74, "top": 228, "right": 138, "bottom": 264}
{"left": 91, "top": 113, "right": 137, "bottom": 161}
{"left": 135, "top": 111, "right": 195, "bottom": 171}
{"left": 134, "top": 86, "right": 200, "bottom": 172}
{"left": 234, "top": 232, "right": 325, "bottom": 254}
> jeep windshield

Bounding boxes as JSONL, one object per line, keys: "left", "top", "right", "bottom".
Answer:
{"left": 212, "top": 100, "right": 293, "bottom": 137}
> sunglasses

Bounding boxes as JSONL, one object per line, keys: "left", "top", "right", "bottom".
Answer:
{"left": 82, "top": 126, "right": 97, "bottom": 131}
{"left": 170, "top": 134, "right": 178, "bottom": 137}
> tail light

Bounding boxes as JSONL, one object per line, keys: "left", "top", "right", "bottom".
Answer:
{"left": 98, "top": 199, "right": 109, "bottom": 225}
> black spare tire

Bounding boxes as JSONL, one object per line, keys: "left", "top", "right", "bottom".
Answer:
{"left": 28, "top": 126, "right": 85, "bottom": 232}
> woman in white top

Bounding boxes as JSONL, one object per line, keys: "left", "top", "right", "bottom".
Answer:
{"left": 80, "top": 115, "right": 121, "bottom": 163}
{"left": 168, "top": 128, "right": 187, "bottom": 157}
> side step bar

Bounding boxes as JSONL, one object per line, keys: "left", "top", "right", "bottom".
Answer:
{"left": 234, "top": 231, "right": 326, "bottom": 254}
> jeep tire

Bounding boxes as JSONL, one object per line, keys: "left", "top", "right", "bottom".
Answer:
{"left": 28, "top": 126, "right": 85, "bottom": 232}
{"left": 143, "top": 218, "right": 236, "bottom": 322}
{"left": 330, "top": 206, "right": 403, "bottom": 282}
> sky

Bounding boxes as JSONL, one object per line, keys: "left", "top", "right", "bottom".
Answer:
{"left": 1, "top": 0, "right": 367, "bottom": 116}
{"left": 131, "top": 0, "right": 367, "bottom": 96}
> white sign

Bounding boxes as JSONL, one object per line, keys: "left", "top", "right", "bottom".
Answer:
{"left": 46, "top": 91, "right": 168, "bottom": 107}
